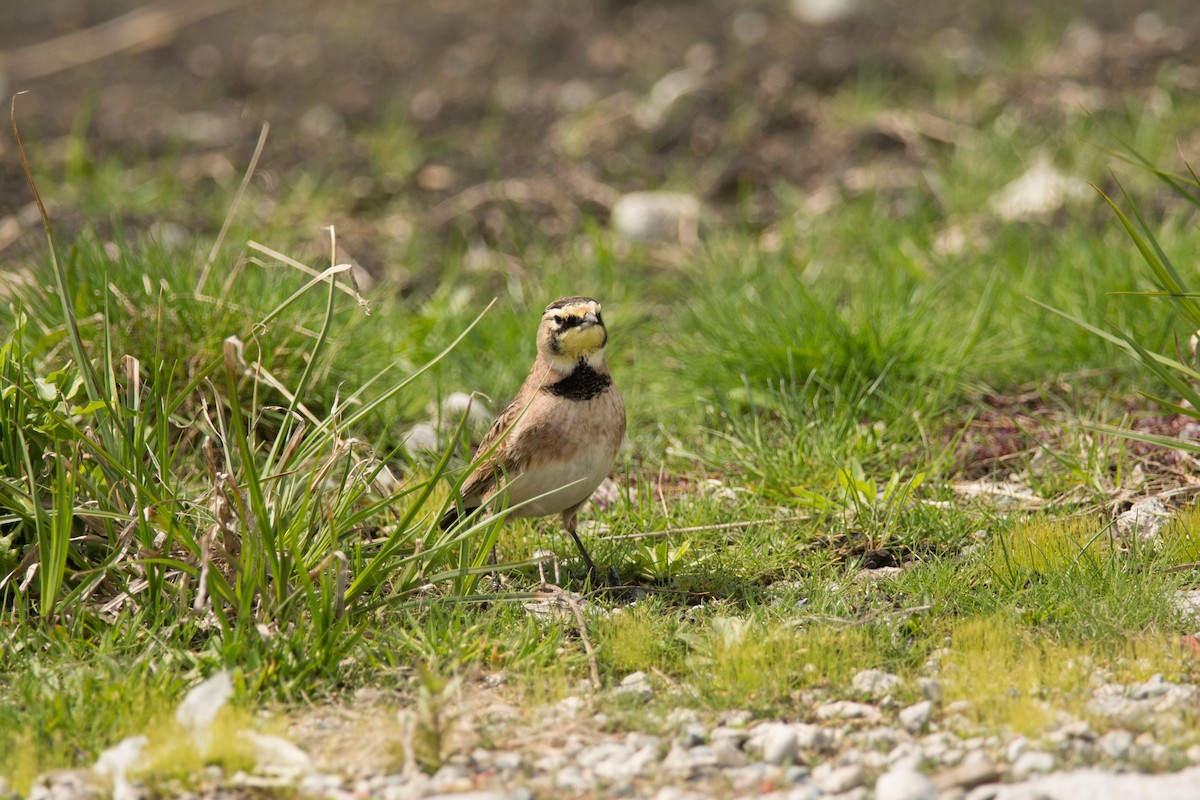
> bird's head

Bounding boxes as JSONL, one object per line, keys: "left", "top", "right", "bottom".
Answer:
{"left": 537, "top": 296, "right": 608, "bottom": 372}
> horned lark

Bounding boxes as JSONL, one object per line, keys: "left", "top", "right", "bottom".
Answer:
{"left": 441, "top": 296, "right": 626, "bottom": 579}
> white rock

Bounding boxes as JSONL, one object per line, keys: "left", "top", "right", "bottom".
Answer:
{"left": 678, "top": 723, "right": 708, "bottom": 747}
{"left": 713, "top": 738, "right": 748, "bottom": 767}
{"left": 438, "top": 392, "right": 491, "bottom": 430}
{"left": 1114, "top": 498, "right": 1170, "bottom": 542}
{"left": 816, "top": 762, "right": 866, "bottom": 794}
{"left": 1005, "top": 736, "right": 1030, "bottom": 763}
{"left": 1098, "top": 729, "right": 1133, "bottom": 760}
{"left": 788, "top": 0, "right": 858, "bottom": 25}
{"left": 661, "top": 744, "right": 719, "bottom": 777}
{"left": 1011, "top": 751, "right": 1055, "bottom": 779}
{"left": 794, "top": 723, "right": 834, "bottom": 752}
{"left": 817, "top": 701, "right": 883, "bottom": 723}
{"left": 1174, "top": 590, "right": 1200, "bottom": 624}
{"left": 887, "top": 743, "right": 924, "bottom": 771}
{"left": 176, "top": 671, "right": 233, "bottom": 730}
{"left": 853, "top": 669, "right": 903, "bottom": 699}
{"left": 762, "top": 725, "right": 799, "bottom": 765}
{"left": 652, "top": 787, "right": 711, "bottom": 800}
{"left": 92, "top": 737, "right": 148, "bottom": 800}
{"left": 239, "top": 732, "right": 313, "bottom": 780}
{"left": 611, "top": 191, "right": 700, "bottom": 245}
{"left": 554, "top": 766, "right": 592, "bottom": 791}
{"left": 613, "top": 671, "right": 654, "bottom": 701}
{"left": 899, "top": 701, "right": 933, "bottom": 734}
{"left": 917, "top": 678, "right": 943, "bottom": 704}
{"left": 633, "top": 70, "right": 706, "bottom": 130}
{"left": 713, "top": 725, "right": 751, "bottom": 746}
{"left": 978, "top": 765, "right": 1200, "bottom": 800}
{"left": 26, "top": 771, "right": 101, "bottom": 800}
{"left": 578, "top": 741, "right": 657, "bottom": 782}
{"left": 874, "top": 768, "right": 935, "bottom": 800}
{"left": 402, "top": 422, "right": 441, "bottom": 457}
{"left": 989, "top": 158, "right": 1091, "bottom": 222}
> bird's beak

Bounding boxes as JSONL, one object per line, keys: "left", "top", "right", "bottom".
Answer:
{"left": 580, "top": 311, "right": 600, "bottom": 327}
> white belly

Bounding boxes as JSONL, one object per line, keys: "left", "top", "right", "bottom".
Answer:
{"left": 484, "top": 386, "right": 624, "bottom": 518}
{"left": 502, "top": 446, "right": 616, "bottom": 517}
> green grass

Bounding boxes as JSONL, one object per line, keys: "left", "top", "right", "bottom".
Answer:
{"left": 6, "top": 11, "right": 1200, "bottom": 790}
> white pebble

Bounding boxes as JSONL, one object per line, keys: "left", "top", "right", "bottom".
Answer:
{"left": 874, "top": 768, "right": 935, "bottom": 800}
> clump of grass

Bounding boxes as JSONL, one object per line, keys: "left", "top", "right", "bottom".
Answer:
{"left": 942, "top": 615, "right": 1094, "bottom": 735}
{"left": 678, "top": 616, "right": 876, "bottom": 711}
{"left": 1159, "top": 508, "right": 1200, "bottom": 568}
{"left": 593, "top": 602, "right": 681, "bottom": 677}
{"left": 943, "top": 616, "right": 1197, "bottom": 737}
{"left": 989, "top": 516, "right": 1113, "bottom": 578}
{"left": 0, "top": 122, "right": 514, "bottom": 753}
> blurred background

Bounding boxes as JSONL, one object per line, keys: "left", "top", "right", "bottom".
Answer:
{"left": 2, "top": 0, "right": 1197, "bottom": 280}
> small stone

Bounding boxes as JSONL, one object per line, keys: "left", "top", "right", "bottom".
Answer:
{"left": 721, "top": 709, "right": 755, "bottom": 727}
{"left": 794, "top": 724, "right": 834, "bottom": 752}
{"left": 817, "top": 701, "right": 883, "bottom": 723}
{"left": 554, "top": 766, "right": 593, "bottom": 791}
{"left": 613, "top": 672, "right": 654, "bottom": 702}
{"left": 662, "top": 744, "right": 719, "bottom": 777}
{"left": 853, "top": 669, "right": 903, "bottom": 700}
{"left": 874, "top": 768, "right": 935, "bottom": 800}
{"left": 918, "top": 679, "right": 943, "bottom": 705}
{"left": 862, "top": 727, "right": 903, "bottom": 748}
{"left": 887, "top": 743, "right": 924, "bottom": 771}
{"left": 652, "top": 787, "right": 711, "bottom": 800}
{"left": 712, "top": 726, "right": 752, "bottom": 746}
{"left": 402, "top": 422, "right": 441, "bottom": 456}
{"left": 816, "top": 762, "right": 866, "bottom": 794}
{"left": 933, "top": 759, "right": 1000, "bottom": 791}
{"left": 430, "top": 764, "right": 472, "bottom": 791}
{"left": 494, "top": 752, "right": 522, "bottom": 771}
{"left": 988, "top": 158, "right": 1091, "bottom": 222}
{"left": 762, "top": 725, "right": 799, "bottom": 765}
{"left": 1114, "top": 498, "right": 1170, "bottom": 542}
{"left": 611, "top": 191, "right": 701, "bottom": 246}
{"left": 27, "top": 771, "right": 102, "bottom": 800}
{"left": 784, "top": 765, "right": 811, "bottom": 783}
{"left": 788, "top": 0, "right": 858, "bottom": 25}
{"left": 678, "top": 723, "right": 709, "bottom": 748}
{"left": 714, "top": 738, "right": 749, "bottom": 767}
{"left": 899, "top": 701, "right": 933, "bottom": 734}
{"left": 828, "top": 787, "right": 871, "bottom": 800}
{"left": 725, "top": 762, "right": 777, "bottom": 790}
{"left": 438, "top": 392, "right": 491, "bottom": 431}
{"left": 1011, "top": 751, "right": 1054, "bottom": 779}
{"left": 1130, "top": 673, "right": 1171, "bottom": 700}
{"left": 1005, "top": 737, "right": 1029, "bottom": 763}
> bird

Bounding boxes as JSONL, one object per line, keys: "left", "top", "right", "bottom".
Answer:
{"left": 440, "top": 296, "right": 626, "bottom": 580}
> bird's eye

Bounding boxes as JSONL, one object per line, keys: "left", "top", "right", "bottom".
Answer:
{"left": 553, "top": 315, "right": 563, "bottom": 325}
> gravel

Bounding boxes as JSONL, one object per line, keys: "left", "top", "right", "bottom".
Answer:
{"left": 19, "top": 671, "right": 1200, "bottom": 800}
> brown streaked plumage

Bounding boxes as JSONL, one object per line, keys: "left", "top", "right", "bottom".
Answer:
{"left": 440, "top": 297, "right": 625, "bottom": 579}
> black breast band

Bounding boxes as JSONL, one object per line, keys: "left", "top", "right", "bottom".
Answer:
{"left": 544, "top": 362, "right": 612, "bottom": 401}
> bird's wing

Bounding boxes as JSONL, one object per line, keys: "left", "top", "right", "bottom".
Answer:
{"left": 457, "top": 368, "right": 545, "bottom": 502}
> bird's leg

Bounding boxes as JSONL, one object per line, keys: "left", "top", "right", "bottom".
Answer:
{"left": 490, "top": 542, "right": 501, "bottom": 592}
{"left": 563, "top": 512, "right": 600, "bottom": 582}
